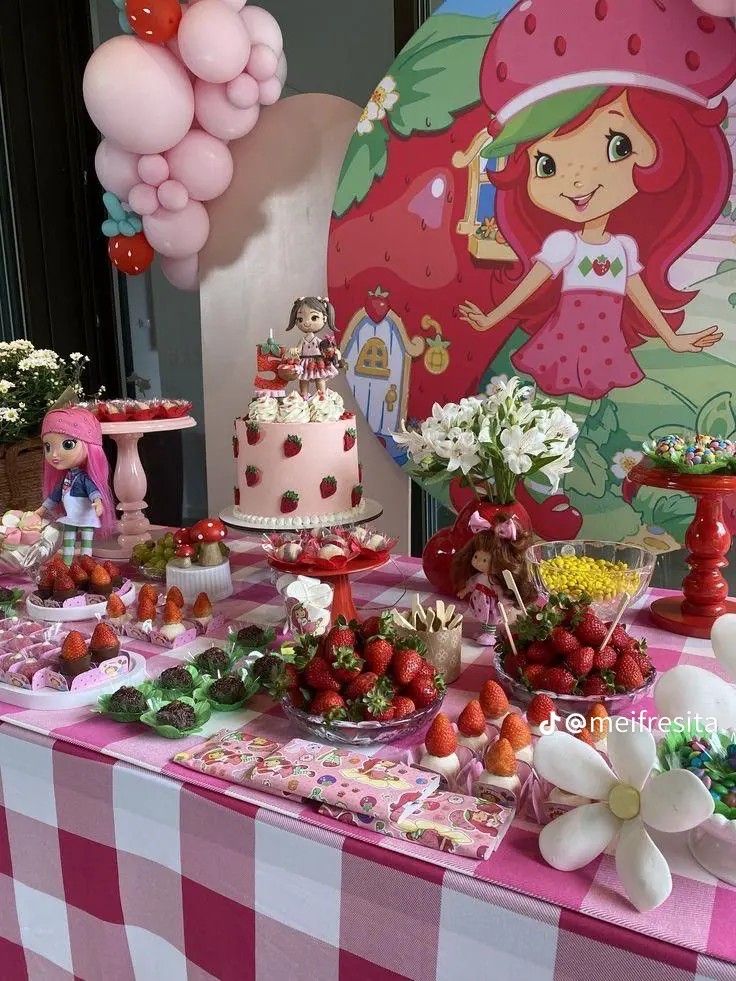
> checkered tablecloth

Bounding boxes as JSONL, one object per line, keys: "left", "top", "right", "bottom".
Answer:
{"left": 0, "top": 538, "right": 734, "bottom": 981}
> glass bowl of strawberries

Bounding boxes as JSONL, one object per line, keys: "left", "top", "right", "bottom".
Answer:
{"left": 274, "top": 617, "right": 446, "bottom": 746}
{"left": 494, "top": 595, "right": 656, "bottom": 717}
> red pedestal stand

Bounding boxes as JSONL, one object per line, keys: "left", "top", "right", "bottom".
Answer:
{"left": 629, "top": 462, "right": 736, "bottom": 638}
{"left": 269, "top": 554, "right": 390, "bottom": 624}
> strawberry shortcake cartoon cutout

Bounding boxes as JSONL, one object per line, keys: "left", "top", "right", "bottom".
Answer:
{"left": 459, "top": 0, "right": 735, "bottom": 401}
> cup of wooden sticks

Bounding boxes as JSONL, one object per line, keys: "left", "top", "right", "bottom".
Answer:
{"left": 392, "top": 599, "right": 464, "bottom": 684}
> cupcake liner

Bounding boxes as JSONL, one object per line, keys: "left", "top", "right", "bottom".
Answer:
{"left": 97, "top": 681, "right": 156, "bottom": 722}
{"left": 193, "top": 670, "right": 260, "bottom": 712}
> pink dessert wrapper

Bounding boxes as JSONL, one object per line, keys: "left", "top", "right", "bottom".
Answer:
{"left": 172, "top": 728, "right": 285, "bottom": 783}
{"left": 248, "top": 739, "right": 440, "bottom": 822}
{"left": 319, "top": 787, "right": 513, "bottom": 861}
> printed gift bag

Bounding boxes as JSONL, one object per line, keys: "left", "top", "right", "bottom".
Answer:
{"left": 248, "top": 739, "right": 439, "bottom": 821}
{"left": 173, "top": 728, "right": 284, "bottom": 784}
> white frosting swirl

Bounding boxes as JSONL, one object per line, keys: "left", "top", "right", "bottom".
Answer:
{"left": 247, "top": 396, "right": 279, "bottom": 422}
{"left": 277, "top": 392, "right": 311, "bottom": 423}
{"left": 310, "top": 391, "right": 344, "bottom": 422}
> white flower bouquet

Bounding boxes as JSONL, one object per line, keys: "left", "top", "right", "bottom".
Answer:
{"left": 0, "top": 341, "right": 94, "bottom": 445}
{"left": 394, "top": 376, "right": 578, "bottom": 505}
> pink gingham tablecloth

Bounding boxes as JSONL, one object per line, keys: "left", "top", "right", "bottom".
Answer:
{"left": 0, "top": 537, "right": 733, "bottom": 981}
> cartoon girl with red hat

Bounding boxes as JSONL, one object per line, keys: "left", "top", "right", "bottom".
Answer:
{"left": 459, "top": 0, "right": 734, "bottom": 401}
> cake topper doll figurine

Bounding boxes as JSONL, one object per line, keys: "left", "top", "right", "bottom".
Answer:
{"left": 451, "top": 513, "right": 535, "bottom": 645}
{"left": 35, "top": 407, "right": 116, "bottom": 564}
{"left": 286, "top": 296, "right": 341, "bottom": 397}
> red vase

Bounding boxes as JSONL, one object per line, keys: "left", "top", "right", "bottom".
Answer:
{"left": 422, "top": 497, "right": 531, "bottom": 597}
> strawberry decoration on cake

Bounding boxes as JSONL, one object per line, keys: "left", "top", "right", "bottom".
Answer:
{"left": 233, "top": 486, "right": 240, "bottom": 506}
{"left": 351, "top": 484, "right": 363, "bottom": 507}
{"left": 281, "top": 491, "right": 299, "bottom": 514}
{"left": 283, "top": 435, "right": 302, "bottom": 458}
{"left": 246, "top": 421, "right": 261, "bottom": 445}
{"left": 320, "top": 476, "right": 337, "bottom": 499}
{"left": 245, "top": 465, "right": 261, "bottom": 487}
{"left": 343, "top": 428, "right": 356, "bottom": 452}
{"left": 232, "top": 434, "right": 239, "bottom": 458}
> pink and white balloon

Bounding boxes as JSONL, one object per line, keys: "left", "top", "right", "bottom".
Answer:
{"left": 83, "top": 0, "right": 286, "bottom": 290}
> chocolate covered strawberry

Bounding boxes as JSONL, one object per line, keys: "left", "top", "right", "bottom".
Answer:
{"left": 61, "top": 630, "right": 88, "bottom": 662}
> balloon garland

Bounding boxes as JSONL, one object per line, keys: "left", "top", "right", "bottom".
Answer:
{"left": 84, "top": 0, "right": 286, "bottom": 289}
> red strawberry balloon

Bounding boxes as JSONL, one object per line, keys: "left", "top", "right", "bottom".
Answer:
{"left": 125, "top": 0, "right": 182, "bottom": 44}
{"left": 108, "top": 232, "right": 154, "bottom": 276}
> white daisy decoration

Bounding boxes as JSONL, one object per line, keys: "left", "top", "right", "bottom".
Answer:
{"left": 535, "top": 728, "right": 714, "bottom": 911}
{"left": 611, "top": 449, "right": 643, "bottom": 480}
{"left": 356, "top": 77, "right": 399, "bottom": 135}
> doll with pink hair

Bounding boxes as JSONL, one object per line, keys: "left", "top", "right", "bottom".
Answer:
{"left": 35, "top": 407, "right": 116, "bottom": 564}
{"left": 459, "top": 0, "right": 735, "bottom": 399}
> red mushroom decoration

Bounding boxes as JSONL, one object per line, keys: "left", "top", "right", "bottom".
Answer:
{"left": 189, "top": 518, "right": 227, "bottom": 567}
{"left": 173, "top": 527, "right": 191, "bottom": 548}
{"left": 174, "top": 543, "right": 195, "bottom": 568}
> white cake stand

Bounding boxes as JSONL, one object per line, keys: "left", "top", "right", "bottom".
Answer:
{"left": 219, "top": 498, "right": 383, "bottom": 535}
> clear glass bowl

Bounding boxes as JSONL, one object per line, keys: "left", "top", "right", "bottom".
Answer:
{"left": 526, "top": 539, "right": 657, "bottom": 620}
{"left": 494, "top": 651, "right": 656, "bottom": 718}
{"left": 281, "top": 693, "right": 445, "bottom": 746}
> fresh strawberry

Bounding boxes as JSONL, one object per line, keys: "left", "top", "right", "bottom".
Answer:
{"left": 61, "top": 630, "right": 88, "bottom": 661}
{"left": 343, "top": 427, "right": 356, "bottom": 451}
{"left": 166, "top": 586, "right": 185, "bottom": 609}
{"left": 38, "top": 567, "right": 56, "bottom": 589}
{"left": 345, "top": 671, "right": 379, "bottom": 700}
{"left": 360, "top": 611, "right": 393, "bottom": 640}
{"left": 391, "top": 695, "right": 416, "bottom": 719}
{"left": 541, "top": 666, "right": 575, "bottom": 695}
{"left": 309, "top": 691, "right": 347, "bottom": 719}
{"left": 103, "top": 562, "right": 121, "bottom": 581}
{"left": 283, "top": 435, "right": 302, "bottom": 458}
{"left": 136, "top": 598, "right": 157, "bottom": 622}
{"left": 69, "top": 561, "right": 88, "bottom": 586}
{"left": 351, "top": 484, "right": 363, "bottom": 507}
{"left": 479, "top": 680, "right": 509, "bottom": 719}
{"left": 340, "top": 411, "right": 355, "bottom": 421}
{"left": 246, "top": 421, "right": 261, "bottom": 445}
{"left": 363, "top": 677, "right": 396, "bottom": 720}
{"left": 89, "top": 566, "right": 111, "bottom": 589}
{"left": 592, "top": 645, "right": 618, "bottom": 671}
{"left": 285, "top": 686, "right": 306, "bottom": 710}
{"left": 500, "top": 713, "right": 532, "bottom": 751}
{"left": 566, "top": 645, "right": 594, "bottom": 677}
{"left": 162, "top": 599, "right": 182, "bottom": 624}
{"left": 139, "top": 583, "right": 159, "bottom": 604}
{"left": 364, "top": 636, "right": 394, "bottom": 676}
{"left": 523, "top": 664, "right": 547, "bottom": 689}
{"left": 630, "top": 648, "right": 653, "bottom": 677}
{"left": 407, "top": 674, "right": 440, "bottom": 709}
{"left": 331, "top": 647, "right": 364, "bottom": 684}
{"left": 392, "top": 647, "right": 423, "bottom": 686}
{"left": 323, "top": 618, "right": 356, "bottom": 661}
{"left": 280, "top": 491, "right": 299, "bottom": 514}
{"left": 302, "top": 656, "right": 340, "bottom": 692}
{"left": 581, "top": 673, "right": 612, "bottom": 697}
{"left": 457, "top": 699, "right": 486, "bottom": 737}
{"left": 106, "top": 593, "right": 126, "bottom": 618}
{"left": 614, "top": 654, "right": 644, "bottom": 691}
{"left": 192, "top": 593, "right": 213, "bottom": 618}
{"left": 54, "top": 572, "right": 75, "bottom": 592}
{"left": 320, "top": 476, "right": 337, "bottom": 499}
{"left": 550, "top": 626, "right": 580, "bottom": 657}
{"left": 525, "top": 641, "right": 556, "bottom": 665}
{"left": 502, "top": 652, "right": 527, "bottom": 679}
{"left": 574, "top": 612, "right": 608, "bottom": 646}
{"left": 484, "top": 738, "right": 516, "bottom": 777}
{"left": 245, "top": 465, "right": 261, "bottom": 487}
{"left": 79, "top": 555, "right": 98, "bottom": 574}
{"left": 608, "top": 623, "right": 635, "bottom": 652}
{"left": 526, "top": 694, "right": 555, "bottom": 728}
{"left": 90, "top": 622, "right": 118, "bottom": 651}
{"left": 424, "top": 713, "right": 457, "bottom": 757}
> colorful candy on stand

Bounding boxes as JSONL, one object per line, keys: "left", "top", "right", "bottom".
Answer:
{"left": 645, "top": 433, "right": 736, "bottom": 472}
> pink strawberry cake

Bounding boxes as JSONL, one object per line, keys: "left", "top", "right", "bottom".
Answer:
{"left": 233, "top": 389, "right": 364, "bottom": 528}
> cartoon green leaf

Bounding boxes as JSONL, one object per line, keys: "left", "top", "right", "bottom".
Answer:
{"left": 728, "top": 293, "right": 736, "bottom": 310}
{"left": 388, "top": 14, "right": 496, "bottom": 137}
{"left": 582, "top": 398, "right": 618, "bottom": 450}
{"left": 650, "top": 492, "right": 695, "bottom": 542}
{"left": 566, "top": 437, "right": 608, "bottom": 499}
{"left": 695, "top": 391, "right": 736, "bottom": 439}
{"left": 333, "top": 124, "right": 389, "bottom": 218}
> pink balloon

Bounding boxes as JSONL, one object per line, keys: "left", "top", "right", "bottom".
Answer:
{"left": 94, "top": 140, "right": 141, "bottom": 199}
{"left": 226, "top": 72, "right": 260, "bottom": 109}
{"left": 246, "top": 43, "right": 278, "bottom": 83}
{"left": 239, "top": 6, "right": 283, "bottom": 55}
{"left": 157, "top": 180, "right": 190, "bottom": 212}
{"left": 83, "top": 36, "right": 194, "bottom": 155}
{"left": 143, "top": 201, "right": 210, "bottom": 258}
{"left": 165, "top": 130, "right": 233, "bottom": 200}
{"left": 138, "top": 154, "right": 169, "bottom": 186}
{"left": 128, "top": 182, "right": 160, "bottom": 216}
{"left": 160, "top": 254, "right": 200, "bottom": 291}
{"left": 194, "top": 78, "right": 261, "bottom": 141}
{"left": 258, "top": 76, "right": 282, "bottom": 107}
{"left": 178, "top": 0, "right": 251, "bottom": 84}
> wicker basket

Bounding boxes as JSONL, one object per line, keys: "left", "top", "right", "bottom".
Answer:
{"left": 0, "top": 438, "right": 44, "bottom": 514}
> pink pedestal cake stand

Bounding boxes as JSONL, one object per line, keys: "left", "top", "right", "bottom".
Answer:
{"left": 94, "top": 416, "right": 196, "bottom": 560}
